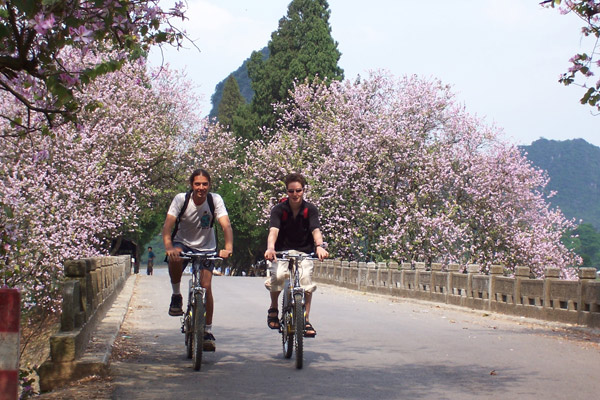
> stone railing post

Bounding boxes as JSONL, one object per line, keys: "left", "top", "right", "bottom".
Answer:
{"left": 489, "top": 265, "right": 504, "bottom": 308}
{"left": 430, "top": 263, "right": 442, "bottom": 294}
{"left": 466, "top": 264, "right": 480, "bottom": 299}
{"left": 401, "top": 262, "right": 412, "bottom": 289}
{"left": 357, "top": 262, "right": 367, "bottom": 290}
{"left": 514, "top": 266, "right": 530, "bottom": 305}
{"left": 414, "top": 262, "right": 426, "bottom": 291}
{"left": 377, "top": 262, "right": 388, "bottom": 293}
{"left": 544, "top": 267, "right": 561, "bottom": 310}
{"left": 447, "top": 263, "right": 461, "bottom": 296}
{"left": 579, "top": 268, "right": 598, "bottom": 314}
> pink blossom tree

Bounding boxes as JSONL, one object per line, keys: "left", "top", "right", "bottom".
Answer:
{"left": 542, "top": 0, "right": 600, "bottom": 110}
{"left": 0, "top": 49, "right": 206, "bottom": 312}
{"left": 0, "top": 0, "right": 191, "bottom": 130}
{"left": 243, "top": 71, "right": 580, "bottom": 277}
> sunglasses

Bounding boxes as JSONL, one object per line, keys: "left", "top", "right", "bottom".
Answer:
{"left": 287, "top": 188, "right": 304, "bottom": 194}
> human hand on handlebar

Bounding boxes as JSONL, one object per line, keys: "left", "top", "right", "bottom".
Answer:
{"left": 165, "top": 246, "right": 182, "bottom": 261}
{"left": 264, "top": 248, "right": 276, "bottom": 261}
{"left": 315, "top": 245, "right": 329, "bottom": 261}
{"left": 219, "top": 249, "right": 233, "bottom": 259}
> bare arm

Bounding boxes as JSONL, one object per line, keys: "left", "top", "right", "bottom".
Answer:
{"left": 162, "top": 214, "right": 180, "bottom": 260}
{"left": 218, "top": 215, "right": 233, "bottom": 259}
{"left": 312, "top": 228, "right": 329, "bottom": 261}
{"left": 264, "top": 227, "right": 279, "bottom": 261}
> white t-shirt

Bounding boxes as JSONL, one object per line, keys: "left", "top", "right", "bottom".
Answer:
{"left": 167, "top": 192, "right": 228, "bottom": 251}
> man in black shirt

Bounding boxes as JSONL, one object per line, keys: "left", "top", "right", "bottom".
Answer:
{"left": 264, "top": 173, "right": 329, "bottom": 337}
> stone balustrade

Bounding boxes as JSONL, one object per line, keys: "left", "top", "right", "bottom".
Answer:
{"left": 313, "top": 260, "right": 600, "bottom": 328}
{"left": 38, "top": 255, "right": 131, "bottom": 391}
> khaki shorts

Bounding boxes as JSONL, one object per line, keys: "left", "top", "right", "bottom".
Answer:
{"left": 264, "top": 250, "right": 317, "bottom": 293}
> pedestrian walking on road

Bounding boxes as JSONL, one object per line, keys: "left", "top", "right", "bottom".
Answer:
{"left": 147, "top": 247, "right": 155, "bottom": 275}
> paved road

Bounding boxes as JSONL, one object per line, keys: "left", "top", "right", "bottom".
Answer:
{"left": 111, "top": 267, "right": 600, "bottom": 400}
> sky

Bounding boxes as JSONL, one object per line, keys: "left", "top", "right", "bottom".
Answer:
{"left": 148, "top": 0, "right": 600, "bottom": 147}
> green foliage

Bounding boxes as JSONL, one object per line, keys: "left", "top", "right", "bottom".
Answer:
{"left": 231, "top": 103, "right": 262, "bottom": 142}
{"left": 216, "top": 180, "right": 267, "bottom": 267}
{"left": 520, "top": 138, "right": 600, "bottom": 229}
{"left": 206, "top": 0, "right": 346, "bottom": 264}
{"left": 217, "top": 75, "right": 246, "bottom": 129}
{"left": 563, "top": 223, "right": 600, "bottom": 269}
{"left": 244, "top": 0, "right": 344, "bottom": 135}
{"left": 208, "top": 47, "right": 268, "bottom": 118}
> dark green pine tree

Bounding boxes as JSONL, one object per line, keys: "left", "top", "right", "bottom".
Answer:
{"left": 217, "top": 75, "right": 246, "bottom": 129}
{"left": 241, "top": 0, "right": 344, "bottom": 139}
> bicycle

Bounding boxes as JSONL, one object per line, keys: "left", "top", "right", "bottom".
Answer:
{"left": 276, "top": 251, "right": 318, "bottom": 369}
{"left": 179, "top": 250, "right": 222, "bottom": 371}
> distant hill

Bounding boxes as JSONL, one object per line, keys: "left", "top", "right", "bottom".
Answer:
{"left": 208, "top": 47, "right": 269, "bottom": 118}
{"left": 520, "top": 138, "right": 600, "bottom": 229}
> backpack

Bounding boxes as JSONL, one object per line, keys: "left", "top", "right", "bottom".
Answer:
{"left": 280, "top": 197, "right": 309, "bottom": 223}
{"left": 164, "top": 192, "right": 215, "bottom": 262}
{"left": 170, "top": 191, "right": 215, "bottom": 241}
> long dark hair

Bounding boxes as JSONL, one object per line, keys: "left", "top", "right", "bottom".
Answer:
{"left": 189, "top": 168, "right": 211, "bottom": 185}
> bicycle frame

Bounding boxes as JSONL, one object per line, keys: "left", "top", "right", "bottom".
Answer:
{"left": 277, "top": 251, "right": 315, "bottom": 369}
{"left": 179, "top": 251, "right": 221, "bottom": 371}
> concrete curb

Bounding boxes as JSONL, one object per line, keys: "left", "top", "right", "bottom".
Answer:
{"left": 39, "top": 274, "right": 137, "bottom": 392}
{"left": 82, "top": 274, "right": 136, "bottom": 367}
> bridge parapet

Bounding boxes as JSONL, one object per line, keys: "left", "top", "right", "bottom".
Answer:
{"left": 38, "top": 255, "right": 131, "bottom": 391}
{"left": 314, "top": 261, "right": 600, "bottom": 328}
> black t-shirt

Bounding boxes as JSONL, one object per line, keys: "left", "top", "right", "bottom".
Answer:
{"left": 269, "top": 199, "right": 320, "bottom": 253}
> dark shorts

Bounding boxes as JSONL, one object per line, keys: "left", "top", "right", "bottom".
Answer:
{"left": 172, "top": 242, "right": 215, "bottom": 272}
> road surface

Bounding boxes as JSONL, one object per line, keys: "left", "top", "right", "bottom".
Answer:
{"left": 110, "top": 267, "right": 600, "bottom": 400}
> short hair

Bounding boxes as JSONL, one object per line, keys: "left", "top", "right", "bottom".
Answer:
{"left": 189, "top": 168, "right": 211, "bottom": 185}
{"left": 284, "top": 173, "right": 306, "bottom": 188}
{"left": 148, "top": 247, "right": 152, "bottom": 250}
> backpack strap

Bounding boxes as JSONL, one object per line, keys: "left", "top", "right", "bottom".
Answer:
{"left": 171, "top": 190, "right": 192, "bottom": 241}
{"left": 280, "top": 199, "right": 309, "bottom": 223}
{"left": 207, "top": 192, "right": 215, "bottom": 228}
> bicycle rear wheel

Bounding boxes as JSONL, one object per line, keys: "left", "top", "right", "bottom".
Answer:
{"left": 281, "top": 291, "right": 293, "bottom": 359}
{"left": 294, "top": 293, "right": 305, "bottom": 369}
{"left": 192, "top": 291, "right": 205, "bottom": 371}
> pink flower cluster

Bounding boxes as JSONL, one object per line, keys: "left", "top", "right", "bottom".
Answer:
{"left": 243, "top": 71, "right": 581, "bottom": 278}
{"left": 0, "top": 49, "right": 204, "bottom": 312}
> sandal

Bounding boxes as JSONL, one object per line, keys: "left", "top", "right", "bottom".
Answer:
{"left": 267, "top": 307, "right": 280, "bottom": 330}
{"left": 304, "top": 322, "right": 317, "bottom": 337}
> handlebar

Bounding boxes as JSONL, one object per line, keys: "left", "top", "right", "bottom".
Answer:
{"left": 275, "top": 251, "right": 318, "bottom": 261}
{"left": 179, "top": 251, "right": 222, "bottom": 261}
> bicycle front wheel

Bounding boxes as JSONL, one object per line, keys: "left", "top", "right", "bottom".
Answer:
{"left": 294, "top": 293, "right": 305, "bottom": 369}
{"left": 192, "top": 291, "right": 205, "bottom": 371}
{"left": 185, "top": 311, "right": 193, "bottom": 359}
{"left": 281, "top": 291, "right": 293, "bottom": 359}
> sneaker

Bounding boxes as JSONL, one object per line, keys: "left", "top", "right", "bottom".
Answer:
{"left": 203, "top": 332, "right": 216, "bottom": 352}
{"left": 168, "top": 294, "right": 183, "bottom": 316}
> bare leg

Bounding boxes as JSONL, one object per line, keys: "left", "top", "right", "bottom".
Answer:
{"left": 168, "top": 255, "right": 184, "bottom": 288}
{"left": 304, "top": 291, "right": 316, "bottom": 336}
{"left": 304, "top": 291, "right": 312, "bottom": 322}
{"left": 200, "top": 269, "right": 214, "bottom": 325}
{"left": 270, "top": 291, "right": 280, "bottom": 310}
